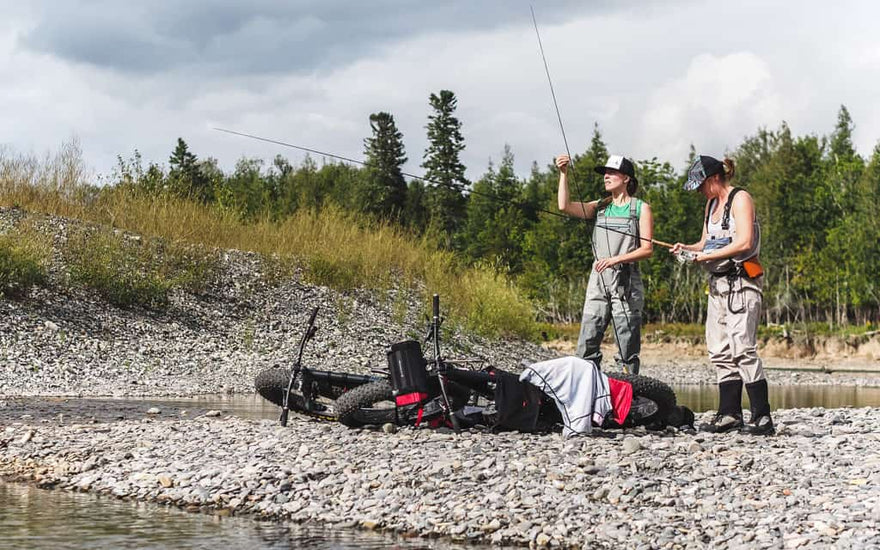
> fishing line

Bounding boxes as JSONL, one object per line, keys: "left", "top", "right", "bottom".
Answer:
{"left": 215, "top": 127, "right": 673, "bottom": 247}
{"left": 530, "top": 5, "right": 636, "bottom": 372}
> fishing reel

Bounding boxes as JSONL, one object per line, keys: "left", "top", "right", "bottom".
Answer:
{"left": 675, "top": 250, "right": 698, "bottom": 264}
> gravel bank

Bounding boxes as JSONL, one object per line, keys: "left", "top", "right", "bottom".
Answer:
{"left": 3, "top": 208, "right": 877, "bottom": 398}
{"left": 0, "top": 210, "right": 555, "bottom": 398}
{"left": 3, "top": 209, "right": 879, "bottom": 548}
{"left": 2, "top": 408, "right": 878, "bottom": 549}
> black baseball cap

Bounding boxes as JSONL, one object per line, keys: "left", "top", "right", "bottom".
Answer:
{"left": 684, "top": 155, "right": 724, "bottom": 191}
{"left": 594, "top": 154, "right": 637, "bottom": 184}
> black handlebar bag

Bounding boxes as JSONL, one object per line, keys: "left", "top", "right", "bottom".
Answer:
{"left": 492, "top": 370, "right": 542, "bottom": 432}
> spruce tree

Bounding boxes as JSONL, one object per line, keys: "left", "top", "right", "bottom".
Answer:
{"left": 363, "top": 112, "right": 408, "bottom": 218}
{"left": 463, "top": 145, "right": 526, "bottom": 272}
{"left": 422, "top": 90, "right": 468, "bottom": 241}
{"left": 167, "top": 138, "right": 212, "bottom": 202}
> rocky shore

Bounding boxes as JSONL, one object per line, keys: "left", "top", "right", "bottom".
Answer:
{"left": 2, "top": 208, "right": 878, "bottom": 398}
{"left": 1, "top": 407, "right": 878, "bottom": 549}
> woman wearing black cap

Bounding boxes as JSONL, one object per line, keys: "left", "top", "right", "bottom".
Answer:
{"left": 671, "top": 155, "right": 773, "bottom": 435}
{"left": 555, "top": 153, "right": 654, "bottom": 374}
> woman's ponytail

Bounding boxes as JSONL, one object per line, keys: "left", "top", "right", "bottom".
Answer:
{"left": 626, "top": 178, "right": 638, "bottom": 196}
{"left": 722, "top": 158, "right": 736, "bottom": 182}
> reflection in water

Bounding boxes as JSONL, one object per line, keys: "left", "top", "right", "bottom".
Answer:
{"left": 675, "top": 384, "right": 880, "bottom": 413}
{"left": 0, "top": 482, "right": 499, "bottom": 550}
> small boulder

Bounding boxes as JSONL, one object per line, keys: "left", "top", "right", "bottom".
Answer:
{"left": 382, "top": 423, "right": 397, "bottom": 434}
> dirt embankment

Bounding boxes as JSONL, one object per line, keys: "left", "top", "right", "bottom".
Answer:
{"left": 545, "top": 331, "right": 880, "bottom": 374}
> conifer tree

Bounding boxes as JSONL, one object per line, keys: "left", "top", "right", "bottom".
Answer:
{"left": 167, "top": 138, "right": 212, "bottom": 202}
{"left": 363, "top": 112, "right": 408, "bottom": 218}
{"left": 422, "top": 90, "right": 468, "bottom": 241}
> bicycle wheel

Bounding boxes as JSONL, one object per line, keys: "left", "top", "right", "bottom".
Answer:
{"left": 334, "top": 380, "right": 397, "bottom": 427}
{"left": 606, "top": 371, "right": 676, "bottom": 427}
{"left": 254, "top": 366, "right": 339, "bottom": 422}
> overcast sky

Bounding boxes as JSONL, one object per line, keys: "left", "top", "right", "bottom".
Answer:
{"left": 1, "top": 0, "right": 878, "bottom": 182}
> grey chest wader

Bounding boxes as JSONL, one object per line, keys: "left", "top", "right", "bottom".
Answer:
{"left": 576, "top": 199, "right": 644, "bottom": 374}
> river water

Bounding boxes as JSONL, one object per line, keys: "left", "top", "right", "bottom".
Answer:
{"left": 0, "top": 481, "right": 498, "bottom": 550}
{"left": 131, "top": 383, "right": 880, "bottom": 421}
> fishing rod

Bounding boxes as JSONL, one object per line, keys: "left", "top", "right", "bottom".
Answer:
{"left": 531, "top": 4, "right": 637, "bottom": 372}
{"left": 214, "top": 127, "right": 673, "bottom": 247}
{"left": 525, "top": 8, "right": 677, "bottom": 252}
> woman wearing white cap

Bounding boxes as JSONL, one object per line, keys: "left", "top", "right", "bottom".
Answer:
{"left": 671, "top": 155, "right": 773, "bottom": 435}
{"left": 555, "top": 154, "right": 654, "bottom": 374}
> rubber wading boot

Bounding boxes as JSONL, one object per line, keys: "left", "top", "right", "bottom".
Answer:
{"left": 742, "top": 379, "right": 775, "bottom": 435}
{"left": 701, "top": 380, "right": 744, "bottom": 433}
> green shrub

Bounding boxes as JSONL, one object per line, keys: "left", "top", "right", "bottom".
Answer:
{"left": 63, "top": 229, "right": 216, "bottom": 309}
{"left": 0, "top": 228, "right": 50, "bottom": 297}
{"left": 430, "top": 262, "right": 538, "bottom": 340}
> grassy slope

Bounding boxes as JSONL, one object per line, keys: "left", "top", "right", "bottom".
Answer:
{"left": 0, "top": 149, "right": 537, "bottom": 339}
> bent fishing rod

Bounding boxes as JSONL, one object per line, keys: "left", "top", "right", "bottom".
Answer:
{"left": 214, "top": 127, "right": 676, "bottom": 249}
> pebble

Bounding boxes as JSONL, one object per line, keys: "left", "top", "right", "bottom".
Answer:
{"left": 622, "top": 438, "right": 641, "bottom": 454}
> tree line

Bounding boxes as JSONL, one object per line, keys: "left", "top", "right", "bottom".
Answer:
{"left": 114, "top": 94, "right": 880, "bottom": 327}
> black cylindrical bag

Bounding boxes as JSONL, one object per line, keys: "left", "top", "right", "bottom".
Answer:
{"left": 387, "top": 340, "right": 429, "bottom": 405}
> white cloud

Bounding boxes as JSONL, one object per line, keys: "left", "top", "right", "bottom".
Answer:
{"left": 2, "top": 0, "right": 880, "bottom": 183}
{"left": 639, "top": 52, "right": 783, "bottom": 161}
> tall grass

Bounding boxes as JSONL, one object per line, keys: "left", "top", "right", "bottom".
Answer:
{"left": 0, "top": 143, "right": 538, "bottom": 338}
{"left": 0, "top": 222, "right": 51, "bottom": 297}
{"left": 64, "top": 228, "right": 219, "bottom": 309}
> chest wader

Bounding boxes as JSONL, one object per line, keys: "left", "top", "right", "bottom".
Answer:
{"left": 700, "top": 188, "right": 773, "bottom": 434}
{"left": 576, "top": 199, "right": 644, "bottom": 374}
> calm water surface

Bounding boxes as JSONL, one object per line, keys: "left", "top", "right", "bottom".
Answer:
{"left": 135, "top": 383, "right": 880, "bottom": 420}
{"left": 0, "top": 481, "right": 499, "bottom": 550}
{"left": 674, "top": 383, "right": 880, "bottom": 412}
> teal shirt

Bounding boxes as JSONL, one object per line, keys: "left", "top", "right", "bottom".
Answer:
{"left": 602, "top": 198, "right": 643, "bottom": 218}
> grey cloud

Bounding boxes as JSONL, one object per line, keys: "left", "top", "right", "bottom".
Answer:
{"left": 20, "top": 0, "right": 614, "bottom": 75}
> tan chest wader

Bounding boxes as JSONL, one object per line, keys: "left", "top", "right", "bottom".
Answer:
{"left": 576, "top": 199, "right": 643, "bottom": 374}
{"left": 702, "top": 188, "right": 772, "bottom": 432}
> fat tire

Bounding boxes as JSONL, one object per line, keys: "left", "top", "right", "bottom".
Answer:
{"left": 255, "top": 367, "right": 295, "bottom": 407}
{"left": 606, "top": 371, "right": 676, "bottom": 426}
{"left": 253, "top": 366, "right": 338, "bottom": 422}
{"left": 255, "top": 367, "right": 347, "bottom": 405}
{"left": 334, "top": 380, "right": 397, "bottom": 428}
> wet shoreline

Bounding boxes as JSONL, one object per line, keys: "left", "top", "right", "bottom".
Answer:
{"left": 2, "top": 406, "right": 879, "bottom": 549}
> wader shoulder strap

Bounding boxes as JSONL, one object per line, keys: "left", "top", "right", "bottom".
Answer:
{"left": 705, "top": 188, "right": 744, "bottom": 231}
{"left": 722, "top": 188, "right": 743, "bottom": 230}
{"left": 630, "top": 198, "right": 640, "bottom": 241}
